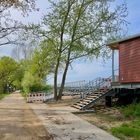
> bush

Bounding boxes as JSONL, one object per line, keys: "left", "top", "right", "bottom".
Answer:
{"left": 30, "top": 84, "right": 52, "bottom": 92}
{"left": 0, "top": 93, "right": 10, "bottom": 100}
{"left": 121, "top": 102, "right": 140, "bottom": 118}
{"left": 112, "top": 103, "right": 140, "bottom": 140}
{"left": 21, "top": 71, "right": 34, "bottom": 93}
{"left": 21, "top": 71, "right": 52, "bottom": 93}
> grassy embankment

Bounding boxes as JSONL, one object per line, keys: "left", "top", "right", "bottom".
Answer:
{"left": 0, "top": 93, "right": 10, "bottom": 100}
{"left": 76, "top": 102, "right": 140, "bottom": 140}
{"left": 111, "top": 103, "right": 140, "bottom": 140}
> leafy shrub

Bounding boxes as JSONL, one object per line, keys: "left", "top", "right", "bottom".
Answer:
{"left": 30, "top": 84, "right": 52, "bottom": 92}
{"left": 21, "top": 71, "right": 52, "bottom": 93}
{"left": 0, "top": 93, "right": 10, "bottom": 100}
{"left": 21, "top": 71, "right": 34, "bottom": 93}
{"left": 121, "top": 102, "right": 140, "bottom": 118}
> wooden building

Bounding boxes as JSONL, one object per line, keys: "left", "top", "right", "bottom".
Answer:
{"left": 108, "top": 34, "right": 140, "bottom": 88}
{"left": 105, "top": 34, "right": 140, "bottom": 105}
{"left": 72, "top": 34, "right": 140, "bottom": 110}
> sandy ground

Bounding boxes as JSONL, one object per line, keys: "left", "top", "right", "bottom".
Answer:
{"left": 29, "top": 98, "right": 119, "bottom": 140}
{"left": 76, "top": 107, "right": 130, "bottom": 131}
{"left": 76, "top": 112, "right": 124, "bottom": 130}
{"left": 0, "top": 94, "right": 119, "bottom": 140}
{"left": 0, "top": 93, "right": 52, "bottom": 140}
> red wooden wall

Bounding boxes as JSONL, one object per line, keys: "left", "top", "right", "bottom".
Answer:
{"left": 119, "top": 37, "right": 140, "bottom": 83}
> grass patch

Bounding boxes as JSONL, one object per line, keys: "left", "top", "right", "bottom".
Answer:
{"left": 111, "top": 121, "right": 140, "bottom": 140}
{"left": 0, "top": 93, "right": 10, "bottom": 100}
{"left": 120, "top": 103, "right": 140, "bottom": 119}
{"left": 76, "top": 103, "right": 140, "bottom": 140}
{"left": 111, "top": 103, "right": 140, "bottom": 140}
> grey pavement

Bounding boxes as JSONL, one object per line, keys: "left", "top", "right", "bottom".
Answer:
{"left": 29, "top": 103, "right": 119, "bottom": 140}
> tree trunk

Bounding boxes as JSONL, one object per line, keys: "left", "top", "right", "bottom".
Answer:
{"left": 57, "top": 0, "right": 83, "bottom": 100}
{"left": 54, "top": 72, "right": 57, "bottom": 100}
{"left": 53, "top": 57, "right": 60, "bottom": 101}
{"left": 3, "top": 84, "right": 7, "bottom": 93}
{"left": 53, "top": 1, "right": 74, "bottom": 101}
{"left": 58, "top": 46, "right": 71, "bottom": 100}
{"left": 58, "top": 61, "right": 69, "bottom": 100}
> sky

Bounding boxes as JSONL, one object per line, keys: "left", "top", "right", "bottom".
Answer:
{"left": 0, "top": 0, "right": 140, "bottom": 84}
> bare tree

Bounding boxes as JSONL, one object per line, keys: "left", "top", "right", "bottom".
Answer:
{"left": 0, "top": 0, "right": 36, "bottom": 47}
{"left": 11, "top": 30, "right": 40, "bottom": 60}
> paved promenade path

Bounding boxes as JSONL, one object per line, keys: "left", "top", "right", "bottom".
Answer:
{"left": 30, "top": 103, "right": 119, "bottom": 140}
{"left": 0, "top": 93, "right": 119, "bottom": 140}
{"left": 0, "top": 93, "right": 52, "bottom": 140}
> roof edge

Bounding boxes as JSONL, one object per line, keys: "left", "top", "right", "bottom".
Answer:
{"left": 107, "top": 33, "right": 140, "bottom": 49}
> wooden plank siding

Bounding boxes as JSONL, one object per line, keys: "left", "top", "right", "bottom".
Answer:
{"left": 119, "top": 37, "right": 140, "bottom": 83}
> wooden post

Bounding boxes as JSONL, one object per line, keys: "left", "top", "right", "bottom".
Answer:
{"left": 105, "top": 96, "right": 112, "bottom": 107}
{"left": 112, "top": 49, "right": 115, "bottom": 82}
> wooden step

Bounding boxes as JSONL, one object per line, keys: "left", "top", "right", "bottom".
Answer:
{"left": 85, "top": 95, "right": 102, "bottom": 101}
{"left": 92, "top": 92, "right": 105, "bottom": 96}
{"left": 74, "top": 103, "right": 85, "bottom": 107}
{"left": 77, "top": 100, "right": 88, "bottom": 103}
{"left": 84, "top": 99, "right": 93, "bottom": 102}
{"left": 87, "top": 97, "right": 98, "bottom": 100}
{"left": 72, "top": 105, "right": 82, "bottom": 109}
{"left": 88, "top": 95, "right": 99, "bottom": 98}
{"left": 100, "top": 89, "right": 109, "bottom": 92}
{"left": 88, "top": 94, "right": 105, "bottom": 99}
{"left": 79, "top": 101, "right": 89, "bottom": 104}
{"left": 79, "top": 99, "right": 91, "bottom": 103}
{"left": 95, "top": 94, "right": 104, "bottom": 97}
{"left": 94, "top": 91, "right": 103, "bottom": 94}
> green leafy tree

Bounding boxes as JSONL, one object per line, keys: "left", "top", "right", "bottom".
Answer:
{"left": 39, "top": 0, "right": 127, "bottom": 100}
{"left": 0, "top": 57, "right": 20, "bottom": 93}
{"left": 21, "top": 71, "right": 35, "bottom": 94}
{"left": 21, "top": 39, "right": 56, "bottom": 94}
{"left": 31, "top": 39, "right": 57, "bottom": 79}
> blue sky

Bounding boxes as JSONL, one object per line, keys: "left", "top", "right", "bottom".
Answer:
{"left": 0, "top": 0, "right": 140, "bottom": 84}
